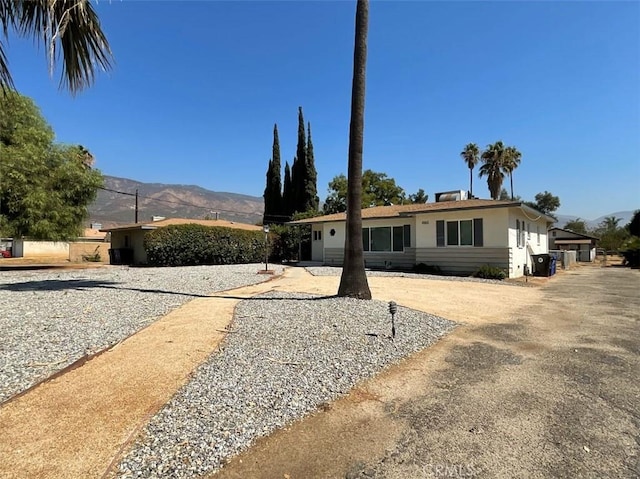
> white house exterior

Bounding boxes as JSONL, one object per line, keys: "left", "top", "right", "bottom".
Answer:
{"left": 292, "top": 199, "right": 554, "bottom": 278}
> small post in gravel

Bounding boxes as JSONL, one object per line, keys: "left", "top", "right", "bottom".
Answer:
{"left": 263, "top": 225, "right": 269, "bottom": 272}
{"left": 389, "top": 301, "right": 397, "bottom": 339}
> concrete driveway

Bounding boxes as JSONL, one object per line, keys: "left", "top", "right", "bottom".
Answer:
{"left": 214, "top": 265, "right": 640, "bottom": 478}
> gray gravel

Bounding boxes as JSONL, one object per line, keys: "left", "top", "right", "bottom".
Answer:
{"left": 0, "top": 264, "right": 282, "bottom": 403}
{"left": 306, "top": 266, "right": 523, "bottom": 285}
{"left": 116, "top": 291, "right": 456, "bottom": 478}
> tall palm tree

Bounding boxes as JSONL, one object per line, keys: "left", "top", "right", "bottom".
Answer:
{"left": 1, "top": 0, "right": 113, "bottom": 93}
{"left": 502, "top": 146, "right": 522, "bottom": 200}
{"left": 338, "top": 0, "right": 371, "bottom": 299}
{"left": 460, "top": 143, "right": 480, "bottom": 197}
{"left": 479, "top": 141, "right": 506, "bottom": 200}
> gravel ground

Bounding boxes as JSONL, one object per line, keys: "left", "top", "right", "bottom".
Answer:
{"left": 0, "top": 264, "right": 282, "bottom": 403}
{"left": 116, "top": 291, "right": 456, "bottom": 478}
{"left": 306, "top": 266, "right": 523, "bottom": 285}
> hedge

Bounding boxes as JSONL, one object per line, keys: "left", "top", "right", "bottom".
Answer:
{"left": 144, "top": 224, "right": 267, "bottom": 266}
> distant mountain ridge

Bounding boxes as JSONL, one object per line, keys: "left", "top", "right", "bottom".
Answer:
{"left": 554, "top": 211, "right": 636, "bottom": 230}
{"left": 88, "top": 176, "right": 264, "bottom": 228}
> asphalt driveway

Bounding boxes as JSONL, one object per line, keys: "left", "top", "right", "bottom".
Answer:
{"left": 215, "top": 264, "right": 640, "bottom": 479}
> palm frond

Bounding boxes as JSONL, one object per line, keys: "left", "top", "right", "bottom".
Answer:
{"left": 13, "top": 0, "right": 113, "bottom": 93}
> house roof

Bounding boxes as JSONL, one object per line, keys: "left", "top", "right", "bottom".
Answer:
{"left": 548, "top": 227, "right": 599, "bottom": 240}
{"left": 290, "top": 199, "right": 554, "bottom": 224}
{"left": 100, "top": 218, "right": 262, "bottom": 233}
{"left": 80, "top": 228, "right": 108, "bottom": 240}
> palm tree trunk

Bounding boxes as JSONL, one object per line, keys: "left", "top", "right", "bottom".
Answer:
{"left": 510, "top": 172, "right": 514, "bottom": 200}
{"left": 469, "top": 168, "right": 473, "bottom": 197}
{"left": 338, "top": 0, "right": 371, "bottom": 299}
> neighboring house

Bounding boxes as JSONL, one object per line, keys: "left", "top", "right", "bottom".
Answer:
{"left": 101, "top": 218, "right": 262, "bottom": 265}
{"left": 548, "top": 227, "right": 599, "bottom": 262}
{"left": 290, "top": 199, "right": 554, "bottom": 278}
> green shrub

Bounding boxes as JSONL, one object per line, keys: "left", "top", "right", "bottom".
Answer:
{"left": 473, "top": 265, "right": 507, "bottom": 280}
{"left": 413, "top": 263, "right": 442, "bottom": 275}
{"left": 620, "top": 236, "right": 640, "bottom": 267}
{"left": 144, "top": 224, "right": 267, "bottom": 267}
{"left": 268, "top": 224, "right": 309, "bottom": 262}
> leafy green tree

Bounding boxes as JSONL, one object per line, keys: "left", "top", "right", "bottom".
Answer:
{"left": 524, "top": 191, "right": 560, "bottom": 218}
{"left": 460, "top": 143, "right": 480, "bottom": 197}
{"left": 338, "top": 0, "right": 371, "bottom": 299}
{"left": 563, "top": 218, "right": 588, "bottom": 235}
{"left": 323, "top": 170, "right": 406, "bottom": 214}
{"left": 503, "top": 146, "right": 522, "bottom": 200}
{"left": 408, "top": 188, "right": 428, "bottom": 204}
{"left": 1, "top": 0, "right": 113, "bottom": 93}
{"left": 479, "top": 141, "right": 506, "bottom": 200}
{"left": 594, "top": 216, "right": 629, "bottom": 252}
{"left": 0, "top": 92, "right": 103, "bottom": 239}
{"left": 263, "top": 124, "right": 283, "bottom": 224}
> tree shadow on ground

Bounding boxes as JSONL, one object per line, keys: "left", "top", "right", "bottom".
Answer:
{"left": 0, "top": 279, "right": 338, "bottom": 301}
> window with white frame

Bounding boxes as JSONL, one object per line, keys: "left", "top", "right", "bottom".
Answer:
{"left": 516, "top": 220, "right": 521, "bottom": 247}
{"left": 362, "top": 225, "right": 410, "bottom": 252}
{"left": 313, "top": 230, "right": 322, "bottom": 241}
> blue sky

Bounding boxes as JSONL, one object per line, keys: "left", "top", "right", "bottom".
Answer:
{"left": 6, "top": 1, "right": 640, "bottom": 220}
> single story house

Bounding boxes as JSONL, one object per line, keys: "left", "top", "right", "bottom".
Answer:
{"left": 290, "top": 199, "right": 555, "bottom": 278}
{"left": 548, "top": 227, "right": 599, "bottom": 262}
{"left": 101, "top": 218, "right": 263, "bottom": 265}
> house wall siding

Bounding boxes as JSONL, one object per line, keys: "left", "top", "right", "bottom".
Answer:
{"left": 415, "top": 247, "right": 510, "bottom": 275}
{"left": 323, "top": 247, "right": 416, "bottom": 269}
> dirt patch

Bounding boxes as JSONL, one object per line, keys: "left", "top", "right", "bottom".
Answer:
{"left": 213, "top": 265, "right": 640, "bottom": 479}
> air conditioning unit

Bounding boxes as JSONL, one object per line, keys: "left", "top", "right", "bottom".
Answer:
{"left": 435, "top": 190, "right": 468, "bottom": 202}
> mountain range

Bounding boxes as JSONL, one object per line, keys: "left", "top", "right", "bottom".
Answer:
{"left": 553, "top": 211, "right": 636, "bottom": 230}
{"left": 88, "top": 175, "right": 635, "bottom": 231}
{"left": 87, "top": 176, "right": 264, "bottom": 228}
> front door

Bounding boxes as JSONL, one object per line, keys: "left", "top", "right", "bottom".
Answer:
{"left": 311, "top": 226, "right": 324, "bottom": 262}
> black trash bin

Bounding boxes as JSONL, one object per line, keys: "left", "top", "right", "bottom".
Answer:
{"left": 531, "top": 254, "right": 552, "bottom": 277}
{"left": 108, "top": 248, "right": 134, "bottom": 265}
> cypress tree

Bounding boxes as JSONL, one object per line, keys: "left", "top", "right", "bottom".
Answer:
{"left": 302, "top": 121, "right": 319, "bottom": 212}
{"left": 282, "top": 161, "right": 293, "bottom": 218}
{"left": 262, "top": 124, "right": 283, "bottom": 224}
{"left": 291, "top": 106, "right": 307, "bottom": 214}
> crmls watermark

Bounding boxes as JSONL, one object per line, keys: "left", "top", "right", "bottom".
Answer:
{"left": 422, "top": 463, "right": 481, "bottom": 478}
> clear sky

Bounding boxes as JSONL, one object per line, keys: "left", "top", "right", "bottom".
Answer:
{"left": 6, "top": 1, "right": 640, "bottom": 219}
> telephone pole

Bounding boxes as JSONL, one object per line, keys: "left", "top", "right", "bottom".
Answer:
{"left": 135, "top": 189, "right": 139, "bottom": 223}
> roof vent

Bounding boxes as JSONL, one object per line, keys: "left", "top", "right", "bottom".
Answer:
{"left": 435, "top": 190, "right": 468, "bottom": 202}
